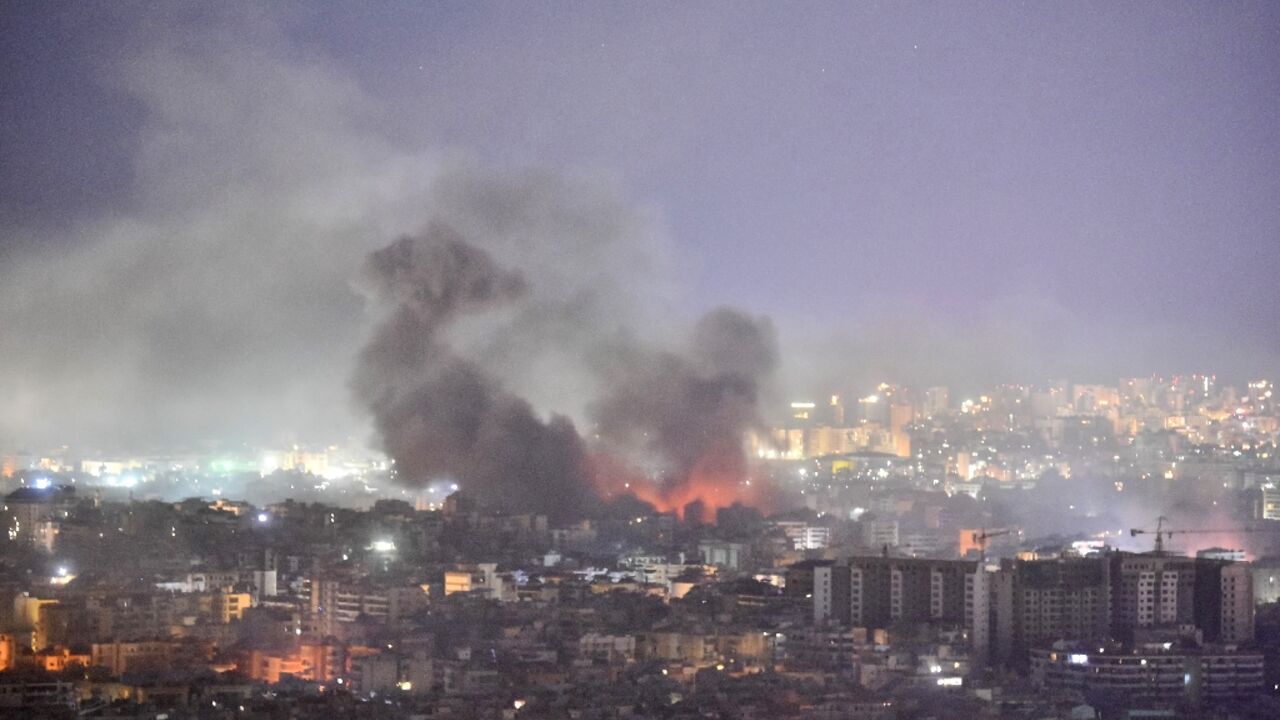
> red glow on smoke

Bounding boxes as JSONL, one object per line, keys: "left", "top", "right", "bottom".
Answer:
{"left": 1162, "top": 531, "right": 1252, "bottom": 561}
{"left": 590, "top": 441, "right": 770, "bottom": 522}
{"left": 1137, "top": 508, "right": 1261, "bottom": 561}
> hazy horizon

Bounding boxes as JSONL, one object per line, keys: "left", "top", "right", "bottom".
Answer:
{"left": 2, "top": 2, "right": 1277, "bottom": 451}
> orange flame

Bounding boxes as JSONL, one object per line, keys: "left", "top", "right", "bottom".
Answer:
{"left": 590, "top": 441, "right": 771, "bottom": 522}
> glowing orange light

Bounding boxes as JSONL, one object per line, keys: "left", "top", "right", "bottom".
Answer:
{"left": 590, "top": 441, "right": 773, "bottom": 522}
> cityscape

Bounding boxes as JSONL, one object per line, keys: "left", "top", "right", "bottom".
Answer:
{"left": 2, "top": 3, "right": 1279, "bottom": 720}
{"left": 2, "top": 375, "right": 1279, "bottom": 718}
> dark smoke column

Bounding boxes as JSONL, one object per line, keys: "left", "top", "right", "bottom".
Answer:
{"left": 591, "top": 307, "right": 780, "bottom": 516}
{"left": 352, "top": 224, "right": 597, "bottom": 520}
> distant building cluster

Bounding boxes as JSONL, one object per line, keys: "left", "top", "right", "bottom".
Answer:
{"left": 0, "top": 374, "right": 1277, "bottom": 717}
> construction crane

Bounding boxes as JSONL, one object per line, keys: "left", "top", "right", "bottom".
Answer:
{"left": 1129, "top": 516, "right": 1276, "bottom": 554}
{"left": 970, "top": 529, "right": 1012, "bottom": 563}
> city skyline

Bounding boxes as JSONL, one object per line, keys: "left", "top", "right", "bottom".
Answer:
{"left": 1, "top": 5, "right": 1278, "bottom": 714}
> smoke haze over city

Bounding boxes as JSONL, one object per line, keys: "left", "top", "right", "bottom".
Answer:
{"left": 2, "top": 3, "right": 1278, "bottom": 453}
{"left": 4, "top": 4, "right": 1280, "bottom": 718}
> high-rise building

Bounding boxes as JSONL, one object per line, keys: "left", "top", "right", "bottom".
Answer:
{"left": 923, "top": 387, "right": 949, "bottom": 417}
{"left": 860, "top": 518, "right": 899, "bottom": 550}
{"left": 1250, "top": 557, "right": 1280, "bottom": 605}
{"left": 3, "top": 486, "right": 74, "bottom": 545}
{"left": 1258, "top": 486, "right": 1280, "bottom": 521}
{"left": 888, "top": 403, "right": 914, "bottom": 458}
{"left": 990, "top": 557, "right": 1110, "bottom": 668}
{"left": 1108, "top": 553, "right": 1198, "bottom": 638}
{"left": 827, "top": 395, "right": 845, "bottom": 425}
{"left": 788, "top": 401, "right": 817, "bottom": 425}
{"left": 1244, "top": 380, "right": 1273, "bottom": 416}
{"left": 1217, "top": 563, "right": 1254, "bottom": 643}
{"left": 1031, "top": 643, "right": 1263, "bottom": 705}
{"left": 812, "top": 557, "right": 980, "bottom": 633}
{"left": 1109, "top": 553, "right": 1255, "bottom": 645}
{"left": 990, "top": 553, "right": 1254, "bottom": 668}
{"left": 858, "top": 394, "right": 889, "bottom": 425}
{"left": 1071, "top": 384, "right": 1120, "bottom": 414}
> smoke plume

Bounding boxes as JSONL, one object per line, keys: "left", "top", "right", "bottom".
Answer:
{"left": 352, "top": 226, "right": 779, "bottom": 521}
{"left": 589, "top": 309, "right": 779, "bottom": 518}
{"left": 0, "top": 6, "right": 786, "bottom": 522}
{"left": 353, "top": 227, "right": 598, "bottom": 520}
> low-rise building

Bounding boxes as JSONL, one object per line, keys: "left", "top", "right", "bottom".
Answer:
{"left": 1030, "top": 642, "right": 1264, "bottom": 706}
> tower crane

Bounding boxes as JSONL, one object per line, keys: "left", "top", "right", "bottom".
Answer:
{"left": 970, "top": 528, "right": 1012, "bottom": 563}
{"left": 1129, "top": 516, "right": 1277, "bottom": 554}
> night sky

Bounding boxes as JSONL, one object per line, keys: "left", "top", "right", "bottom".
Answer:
{"left": 1, "top": 2, "right": 1277, "bottom": 449}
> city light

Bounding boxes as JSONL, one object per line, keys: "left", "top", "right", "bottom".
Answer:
{"left": 0, "top": 4, "right": 1272, "bottom": 715}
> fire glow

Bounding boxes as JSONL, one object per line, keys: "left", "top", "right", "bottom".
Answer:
{"left": 594, "top": 442, "right": 773, "bottom": 523}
